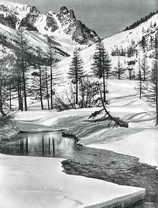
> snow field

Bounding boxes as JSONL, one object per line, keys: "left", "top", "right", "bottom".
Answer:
{"left": 0, "top": 154, "right": 145, "bottom": 208}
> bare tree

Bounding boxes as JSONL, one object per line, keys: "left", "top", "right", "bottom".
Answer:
{"left": 15, "top": 28, "right": 29, "bottom": 111}
{"left": 47, "top": 37, "right": 55, "bottom": 109}
{"left": 154, "top": 32, "right": 158, "bottom": 125}
{"left": 0, "top": 54, "right": 14, "bottom": 115}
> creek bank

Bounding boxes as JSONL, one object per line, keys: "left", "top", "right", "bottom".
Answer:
{"left": 0, "top": 120, "right": 19, "bottom": 142}
{"left": 62, "top": 145, "right": 158, "bottom": 208}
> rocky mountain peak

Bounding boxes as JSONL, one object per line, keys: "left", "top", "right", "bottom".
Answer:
{"left": 56, "top": 6, "right": 76, "bottom": 27}
{"left": 54, "top": 6, "right": 100, "bottom": 45}
{"left": 0, "top": 1, "right": 100, "bottom": 59}
{"left": 19, "top": 5, "right": 40, "bottom": 31}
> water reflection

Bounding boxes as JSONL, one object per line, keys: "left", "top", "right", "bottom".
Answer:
{"left": 1, "top": 132, "right": 75, "bottom": 158}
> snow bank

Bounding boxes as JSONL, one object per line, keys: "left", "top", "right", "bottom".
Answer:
{"left": 14, "top": 80, "right": 155, "bottom": 129}
{"left": 88, "top": 128, "right": 158, "bottom": 167}
{"left": 0, "top": 154, "right": 145, "bottom": 208}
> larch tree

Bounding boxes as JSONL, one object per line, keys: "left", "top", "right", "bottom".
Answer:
{"left": 91, "top": 40, "right": 111, "bottom": 103}
{"left": 0, "top": 54, "right": 14, "bottom": 116}
{"left": 47, "top": 37, "right": 55, "bottom": 110}
{"left": 68, "top": 48, "right": 84, "bottom": 105}
{"left": 141, "top": 35, "right": 148, "bottom": 81}
{"left": 43, "top": 68, "right": 50, "bottom": 110}
{"left": 15, "top": 28, "right": 28, "bottom": 111}
{"left": 154, "top": 32, "right": 158, "bottom": 125}
{"left": 32, "top": 48, "right": 45, "bottom": 110}
{"left": 138, "top": 57, "right": 143, "bottom": 99}
{"left": 0, "top": 58, "right": 7, "bottom": 116}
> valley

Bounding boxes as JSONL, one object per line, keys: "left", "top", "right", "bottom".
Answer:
{"left": 0, "top": 1, "right": 158, "bottom": 208}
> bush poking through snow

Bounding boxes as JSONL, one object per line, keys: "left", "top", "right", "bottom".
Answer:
{"left": 88, "top": 82, "right": 128, "bottom": 128}
{"left": 88, "top": 109, "right": 128, "bottom": 128}
{"left": 0, "top": 114, "right": 12, "bottom": 127}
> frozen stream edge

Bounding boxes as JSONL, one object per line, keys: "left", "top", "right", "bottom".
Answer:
{"left": 0, "top": 153, "right": 145, "bottom": 208}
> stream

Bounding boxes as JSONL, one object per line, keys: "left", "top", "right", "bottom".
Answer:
{"left": 0, "top": 131, "right": 76, "bottom": 158}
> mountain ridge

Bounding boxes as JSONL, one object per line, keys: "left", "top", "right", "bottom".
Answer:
{"left": 0, "top": 0, "right": 100, "bottom": 66}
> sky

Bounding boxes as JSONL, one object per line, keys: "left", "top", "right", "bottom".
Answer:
{"left": 6, "top": 0, "right": 158, "bottom": 38}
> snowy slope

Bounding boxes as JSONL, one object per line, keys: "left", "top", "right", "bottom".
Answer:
{"left": 103, "top": 12, "right": 158, "bottom": 51}
{"left": 88, "top": 128, "right": 158, "bottom": 167}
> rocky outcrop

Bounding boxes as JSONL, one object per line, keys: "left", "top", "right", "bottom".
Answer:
{"left": 55, "top": 6, "right": 100, "bottom": 45}
{"left": 19, "top": 6, "right": 40, "bottom": 31}
{"left": 0, "top": 5, "right": 17, "bottom": 28}
{"left": 46, "top": 12, "right": 59, "bottom": 32}
{"left": 72, "top": 20, "right": 99, "bottom": 44}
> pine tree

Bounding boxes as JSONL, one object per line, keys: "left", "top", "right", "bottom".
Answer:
{"left": 91, "top": 41, "right": 111, "bottom": 103}
{"left": 68, "top": 48, "right": 84, "bottom": 105}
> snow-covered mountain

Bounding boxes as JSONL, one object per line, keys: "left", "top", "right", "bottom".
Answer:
{"left": 0, "top": 0, "right": 158, "bottom": 78}
{"left": 0, "top": 0, "right": 100, "bottom": 64}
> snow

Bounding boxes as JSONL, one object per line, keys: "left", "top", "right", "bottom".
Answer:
{"left": 51, "top": 9, "right": 158, "bottom": 83}
{"left": 0, "top": 153, "right": 145, "bottom": 208}
{"left": 13, "top": 79, "right": 155, "bottom": 134}
{"left": 13, "top": 78, "right": 158, "bottom": 168}
{"left": 0, "top": 2, "right": 157, "bottom": 207}
{"left": 13, "top": 78, "right": 157, "bottom": 169}
{"left": 0, "top": 0, "right": 30, "bottom": 22}
{"left": 88, "top": 128, "right": 158, "bottom": 167}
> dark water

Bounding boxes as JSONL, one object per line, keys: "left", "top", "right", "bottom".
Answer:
{"left": 0, "top": 132, "right": 76, "bottom": 158}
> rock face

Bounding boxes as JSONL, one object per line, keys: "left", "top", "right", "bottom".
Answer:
{"left": 0, "top": 5, "right": 17, "bottom": 28}
{"left": 19, "top": 6, "right": 40, "bottom": 31}
{"left": 0, "top": 2, "right": 100, "bottom": 46}
{"left": 46, "top": 13, "right": 59, "bottom": 32}
{"left": 55, "top": 6, "right": 100, "bottom": 45}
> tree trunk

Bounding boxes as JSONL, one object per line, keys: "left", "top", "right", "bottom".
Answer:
{"left": 118, "top": 56, "right": 121, "bottom": 80}
{"left": 39, "top": 68, "right": 44, "bottom": 110}
{"left": 9, "top": 82, "right": 12, "bottom": 110}
{"left": 102, "top": 73, "right": 106, "bottom": 103}
{"left": 75, "top": 68, "right": 78, "bottom": 105}
{"left": 50, "top": 65, "right": 53, "bottom": 109}
{"left": 17, "top": 76, "right": 23, "bottom": 111}
{"left": 155, "top": 59, "right": 158, "bottom": 125}
{"left": 22, "top": 68, "right": 27, "bottom": 111}
{"left": 76, "top": 80, "right": 78, "bottom": 105}
{"left": 46, "top": 72, "right": 50, "bottom": 110}
{"left": 143, "top": 56, "right": 146, "bottom": 81}
{"left": 139, "top": 59, "right": 142, "bottom": 99}
{"left": 80, "top": 79, "right": 85, "bottom": 108}
{"left": 0, "top": 81, "right": 5, "bottom": 116}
